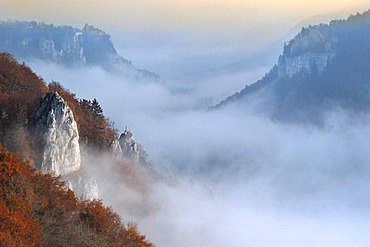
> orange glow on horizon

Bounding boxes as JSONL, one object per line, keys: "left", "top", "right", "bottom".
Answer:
{"left": 0, "top": 0, "right": 368, "bottom": 32}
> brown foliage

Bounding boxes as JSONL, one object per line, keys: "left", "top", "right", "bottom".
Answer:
{"left": 0, "top": 53, "right": 117, "bottom": 163}
{"left": 0, "top": 144, "right": 154, "bottom": 246}
{"left": 48, "top": 81, "right": 117, "bottom": 150}
{"left": 0, "top": 144, "right": 41, "bottom": 247}
{"left": 0, "top": 53, "right": 154, "bottom": 246}
{"left": 0, "top": 53, "right": 47, "bottom": 162}
{"left": 0, "top": 53, "right": 47, "bottom": 129}
{"left": 80, "top": 200, "right": 154, "bottom": 247}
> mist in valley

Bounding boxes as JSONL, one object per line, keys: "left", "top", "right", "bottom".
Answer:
{"left": 3, "top": 1, "right": 370, "bottom": 245}
{"left": 27, "top": 45, "right": 370, "bottom": 246}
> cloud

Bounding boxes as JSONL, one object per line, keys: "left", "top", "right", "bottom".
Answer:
{"left": 127, "top": 108, "right": 370, "bottom": 247}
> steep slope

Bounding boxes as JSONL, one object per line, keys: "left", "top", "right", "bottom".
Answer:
{"left": 0, "top": 53, "right": 47, "bottom": 162}
{"left": 0, "top": 51, "right": 160, "bottom": 203}
{"left": 0, "top": 144, "right": 154, "bottom": 247}
{"left": 36, "top": 92, "right": 99, "bottom": 199}
{"left": 110, "top": 129, "right": 143, "bottom": 164}
{"left": 0, "top": 21, "right": 159, "bottom": 80}
{"left": 37, "top": 92, "right": 81, "bottom": 175}
{"left": 218, "top": 10, "right": 370, "bottom": 122}
{"left": 0, "top": 52, "right": 162, "bottom": 244}
{"left": 0, "top": 53, "right": 103, "bottom": 199}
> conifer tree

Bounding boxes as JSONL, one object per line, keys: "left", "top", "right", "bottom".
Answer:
{"left": 91, "top": 98, "right": 103, "bottom": 117}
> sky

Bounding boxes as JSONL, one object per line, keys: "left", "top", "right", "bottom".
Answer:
{"left": 1, "top": 0, "right": 369, "bottom": 30}
{"left": 2, "top": 1, "right": 369, "bottom": 45}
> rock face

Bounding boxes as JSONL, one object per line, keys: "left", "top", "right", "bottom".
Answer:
{"left": 278, "top": 53, "right": 335, "bottom": 78}
{"left": 110, "top": 139, "right": 123, "bottom": 160}
{"left": 37, "top": 92, "right": 81, "bottom": 175}
{"left": 278, "top": 28, "right": 336, "bottom": 78}
{"left": 37, "top": 92, "right": 98, "bottom": 199}
{"left": 217, "top": 10, "right": 370, "bottom": 122}
{"left": 38, "top": 34, "right": 86, "bottom": 63}
{"left": 119, "top": 130, "right": 140, "bottom": 162}
{"left": 110, "top": 129, "right": 141, "bottom": 164}
{"left": 0, "top": 21, "right": 159, "bottom": 79}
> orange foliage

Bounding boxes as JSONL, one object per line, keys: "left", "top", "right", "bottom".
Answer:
{"left": 0, "top": 53, "right": 47, "bottom": 161}
{"left": 0, "top": 144, "right": 41, "bottom": 247}
{"left": 80, "top": 200, "right": 121, "bottom": 235}
{"left": 0, "top": 52, "right": 154, "bottom": 246}
{"left": 48, "top": 81, "right": 117, "bottom": 149}
{"left": 80, "top": 199, "right": 154, "bottom": 247}
{"left": 0, "top": 53, "right": 47, "bottom": 127}
{"left": 0, "top": 144, "right": 154, "bottom": 246}
{"left": 0, "top": 52, "right": 117, "bottom": 160}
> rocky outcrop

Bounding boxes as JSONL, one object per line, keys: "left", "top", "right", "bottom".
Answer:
{"left": 37, "top": 92, "right": 98, "bottom": 200}
{"left": 119, "top": 130, "right": 140, "bottom": 162}
{"left": 278, "top": 52, "right": 335, "bottom": 78}
{"left": 278, "top": 27, "right": 336, "bottom": 78}
{"left": 110, "top": 129, "right": 141, "bottom": 164}
{"left": 37, "top": 92, "right": 81, "bottom": 176}
{"left": 216, "top": 10, "right": 370, "bottom": 122}
{"left": 110, "top": 139, "right": 123, "bottom": 160}
{"left": 0, "top": 20, "right": 159, "bottom": 80}
{"left": 38, "top": 34, "right": 86, "bottom": 63}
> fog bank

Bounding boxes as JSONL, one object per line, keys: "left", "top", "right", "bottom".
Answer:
{"left": 26, "top": 59, "right": 370, "bottom": 246}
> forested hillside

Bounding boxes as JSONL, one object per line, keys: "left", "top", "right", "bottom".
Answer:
{"left": 0, "top": 144, "right": 153, "bottom": 246}
{"left": 0, "top": 53, "right": 117, "bottom": 158}
{"left": 0, "top": 52, "right": 155, "bottom": 246}
{"left": 217, "top": 10, "right": 370, "bottom": 123}
{"left": 0, "top": 21, "right": 159, "bottom": 79}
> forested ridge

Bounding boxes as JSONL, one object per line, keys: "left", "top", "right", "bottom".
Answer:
{"left": 0, "top": 52, "right": 155, "bottom": 246}
{"left": 0, "top": 144, "right": 153, "bottom": 246}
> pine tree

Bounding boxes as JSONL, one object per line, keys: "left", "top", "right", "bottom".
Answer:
{"left": 91, "top": 98, "right": 103, "bottom": 117}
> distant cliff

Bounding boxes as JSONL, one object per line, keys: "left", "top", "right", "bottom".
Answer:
{"left": 278, "top": 28, "right": 336, "bottom": 78}
{"left": 217, "top": 10, "right": 370, "bottom": 123}
{"left": 0, "top": 21, "right": 159, "bottom": 80}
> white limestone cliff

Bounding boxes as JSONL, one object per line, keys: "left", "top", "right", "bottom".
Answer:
{"left": 119, "top": 130, "right": 140, "bottom": 163}
{"left": 39, "top": 33, "right": 86, "bottom": 63}
{"left": 278, "top": 27, "right": 336, "bottom": 78}
{"left": 0, "top": 21, "right": 159, "bottom": 80}
{"left": 110, "top": 139, "right": 123, "bottom": 160}
{"left": 278, "top": 53, "right": 335, "bottom": 78}
{"left": 37, "top": 92, "right": 98, "bottom": 200}
{"left": 37, "top": 92, "right": 81, "bottom": 176}
{"left": 110, "top": 129, "right": 141, "bottom": 164}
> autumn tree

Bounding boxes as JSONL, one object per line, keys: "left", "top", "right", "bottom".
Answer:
{"left": 48, "top": 81, "right": 116, "bottom": 149}
{"left": 0, "top": 144, "right": 155, "bottom": 246}
{"left": 0, "top": 144, "right": 41, "bottom": 247}
{"left": 80, "top": 200, "right": 154, "bottom": 247}
{"left": 0, "top": 53, "right": 47, "bottom": 162}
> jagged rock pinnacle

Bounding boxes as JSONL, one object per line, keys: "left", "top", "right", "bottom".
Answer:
{"left": 37, "top": 92, "right": 98, "bottom": 200}
{"left": 37, "top": 92, "right": 81, "bottom": 176}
